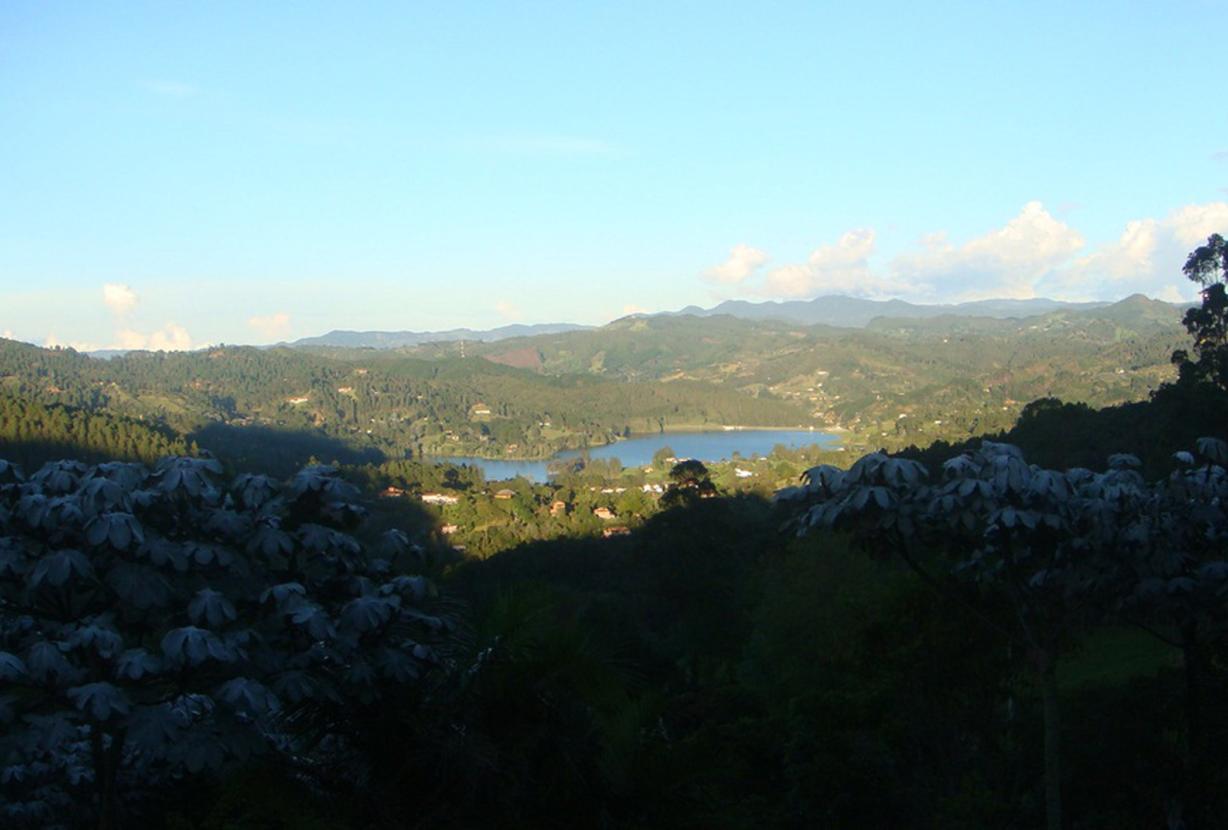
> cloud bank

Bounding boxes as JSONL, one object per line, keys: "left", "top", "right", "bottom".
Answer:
{"left": 247, "top": 312, "right": 292, "bottom": 341}
{"left": 703, "top": 244, "right": 770, "bottom": 285}
{"left": 706, "top": 201, "right": 1228, "bottom": 302}
{"left": 44, "top": 284, "right": 196, "bottom": 352}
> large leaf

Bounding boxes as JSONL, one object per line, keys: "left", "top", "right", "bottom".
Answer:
{"left": 188, "top": 589, "right": 237, "bottom": 628}
{"left": 0, "top": 651, "right": 28, "bottom": 681}
{"left": 106, "top": 562, "right": 173, "bottom": 609}
{"left": 85, "top": 512, "right": 145, "bottom": 551}
{"left": 28, "top": 549, "right": 93, "bottom": 589}
{"left": 231, "top": 474, "right": 280, "bottom": 510}
{"left": 161, "top": 626, "right": 234, "bottom": 667}
{"left": 67, "top": 682, "right": 131, "bottom": 721}
{"left": 65, "top": 622, "right": 124, "bottom": 659}
{"left": 78, "top": 478, "right": 133, "bottom": 516}
{"left": 114, "top": 648, "right": 161, "bottom": 681}
{"left": 215, "top": 677, "right": 280, "bottom": 716}
{"left": 26, "top": 641, "right": 81, "bottom": 686}
{"left": 340, "top": 595, "right": 398, "bottom": 633}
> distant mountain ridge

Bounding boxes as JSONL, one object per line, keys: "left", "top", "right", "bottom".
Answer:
{"left": 661, "top": 295, "right": 1116, "bottom": 328}
{"left": 286, "top": 322, "right": 593, "bottom": 349}
{"left": 282, "top": 294, "right": 1181, "bottom": 351}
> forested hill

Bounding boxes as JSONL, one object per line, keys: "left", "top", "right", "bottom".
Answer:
{"left": 0, "top": 295, "right": 1187, "bottom": 472}
{"left": 425, "top": 294, "right": 1187, "bottom": 446}
{"left": 0, "top": 337, "right": 809, "bottom": 473}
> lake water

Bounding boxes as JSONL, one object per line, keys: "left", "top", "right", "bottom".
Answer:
{"left": 431, "top": 429, "right": 839, "bottom": 483}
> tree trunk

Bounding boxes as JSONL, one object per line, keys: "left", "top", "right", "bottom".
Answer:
{"left": 1181, "top": 623, "right": 1204, "bottom": 826}
{"left": 1040, "top": 654, "right": 1063, "bottom": 830}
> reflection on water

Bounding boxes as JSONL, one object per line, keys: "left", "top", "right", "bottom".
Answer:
{"left": 431, "top": 429, "right": 839, "bottom": 483}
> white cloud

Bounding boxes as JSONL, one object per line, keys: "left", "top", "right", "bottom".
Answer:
{"left": 115, "top": 329, "right": 150, "bottom": 350}
{"left": 44, "top": 333, "right": 105, "bottom": 352}
{"left": 703, "top": 244, "right": 770, "bottom": 285}
{"left": 2, "top": 330, "right": 12, "bottom": 340}
{"left": 1065, "top": 201, "right": 1228, "bottom": 296}
{"left": 247, "top": 312, "right": 292, "bottom": 341}
{"left": 702, "top": 200, "right": 1226, "bottom": 303}
{"left": 113, "top": 323, "right": 194, "bottom": 352}
{"left": 891, "top": 202, "right": 1084, "bottom": 300}
{"left": 494, "top": 300, "right": 522, "bottom": 321}
{"left": 149, "top": 323, "right": 192, "bottom": 351}
{"left": 762, "top": 229, "right": 893, "bottom": 298}
{"left": 102, "top": 283, "right": 139, "bottom": 316}
{"left": 1157, "top": 284, "right": 1190, "bottom": 303}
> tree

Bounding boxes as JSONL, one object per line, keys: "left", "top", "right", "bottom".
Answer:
{"left": 661, "top": 459, "right": 716, "bottom": 508}
{"left": 651, "top": 445, "right": 676, "bottom": 469}
{"left": 0, "top": 455, "right": 452, "bottom": 828}
{"left": 1115, "top": 437, "right": 1228, "bottom": 824}
{"left": 1172, "top": 233, "right": 1228, "bottom": 389}
{"left": 778, "top": 442, "right": 1192, "bottom": 830}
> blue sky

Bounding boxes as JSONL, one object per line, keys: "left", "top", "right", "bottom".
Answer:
{"left": 2, "top": 1, "right": 1226, "bottom": 349}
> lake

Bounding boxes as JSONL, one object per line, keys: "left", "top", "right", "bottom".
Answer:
{"left": 431, "top": 428, "right": 839, "bottom": 483}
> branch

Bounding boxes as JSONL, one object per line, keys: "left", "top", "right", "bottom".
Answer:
{"left": 896, "top": 543, "right": 1017, "bottom": 644}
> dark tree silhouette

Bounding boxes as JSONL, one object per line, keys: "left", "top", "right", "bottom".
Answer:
{"left": 1172, "top": 233, "right": 1228, "bottom": 389}
{"left": 661, "top": 459, "right": 717, "bottom": 508}
{"left": 779, "top": 440, "right": 1228, "bottom": 830}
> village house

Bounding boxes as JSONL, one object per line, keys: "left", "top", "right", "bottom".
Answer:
{"left": 493, "top": 488, "right": 516, "bottom": 500}
{"left": 602, "top": 526, "right": 631, "bottom": 538}
{"left": 440, "top": 524, "right": 459, "bottom": 535}
{"left": 420, "top": 493, "right": 460, "bottom": 505}
{"left": 380, "top": 486, "right": 406, "bottom": 498}
{"left": 549, "top": 500, "right": 568, "bottom": 516}
{"left": 593, "top": 506, "right": 617, "bottom": 521}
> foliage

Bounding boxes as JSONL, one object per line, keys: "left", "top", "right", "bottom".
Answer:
{"left": 1173, "top": 233, "right": 1228, "bottom": 389}
{"left": 0, "top": 394, "right": 195, "bottom": 468}
{"left": 779, "top": 438, "right": 1228, "bottom": 829}
{"left": 0, "top": 454, "right": 452, "bottom": 827}
{"left": 660, "top": 459, "right": 717, "bottom": 508}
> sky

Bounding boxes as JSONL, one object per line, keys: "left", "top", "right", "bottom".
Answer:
{"left": 2, "top": 1, "right": 1227, "bottom": 350}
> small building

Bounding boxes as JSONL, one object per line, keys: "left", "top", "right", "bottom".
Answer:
{"left": 602, "top": 526, "right": 631, "bottom": 538}
{"left": 493, "top": 488, "right": 516, "bottom": 500}
{"left": 550, "top": 500, "right": 568, "bottom": 516}
{"left": 421, "top": 492, "right": 460, "bottom": 505}
{"left": 440, "top": 524, "right": 459, "bottom": 535}
{"left": 734, "top": 468, "right": 754, "bottom": 479}
{"left": 593, "top": 506, "right": 617, "bottom": 521}
{"left": 380, "top": 486, "right": 406, "bottom": 498}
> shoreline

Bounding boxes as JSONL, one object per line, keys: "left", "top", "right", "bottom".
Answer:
{"left": 426, "top": 424, "right": 843, "bottom": 464}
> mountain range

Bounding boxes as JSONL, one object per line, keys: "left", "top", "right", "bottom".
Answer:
{"left": 285, "top": 295, "right": 1138, "bottom": 350}
{"left": 284, "top": 322, "right": 592, "bottom": 349}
